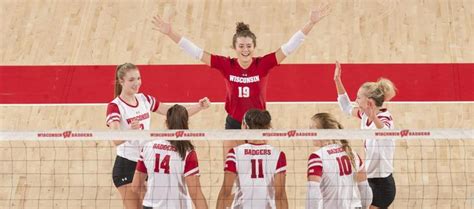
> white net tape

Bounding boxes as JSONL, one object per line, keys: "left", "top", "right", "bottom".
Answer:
{"left": 0, "top": 129, "right": 472, "bottom": 141}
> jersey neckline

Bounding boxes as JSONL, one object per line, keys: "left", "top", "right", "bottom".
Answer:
{"left": 118, "top": 95, "right": 139, "bottom": 108}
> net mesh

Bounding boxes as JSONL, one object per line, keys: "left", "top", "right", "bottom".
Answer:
{"left": 1, "top": 130, "right": 473, "bottom": 209}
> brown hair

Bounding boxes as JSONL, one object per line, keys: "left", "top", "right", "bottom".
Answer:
{"left": 232, "top": 22, "right": 257, "bottom": 48}
{"left": 311, "top": 113, "right": 356, "bottom": 170}
{"left": 166, "top": 104, "right": 195, "bottom": 160}
{"left": 114, "top": 63, "right": 138, "bottom": 97}
{"left": 360, "top": 78, "right": 397, "bottom": 107}
{"left": 243, "top": 109, "right": 271, "bottom": 129}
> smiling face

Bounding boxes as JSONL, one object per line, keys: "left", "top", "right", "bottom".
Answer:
{"left": 234, "top": 36, "right": 255, "bottom": 63}
{"left": 356, "top": 87, "right": 370, "bottom": 109}
{"left": 119, "top": 69, "right": 141, "bottom": 95}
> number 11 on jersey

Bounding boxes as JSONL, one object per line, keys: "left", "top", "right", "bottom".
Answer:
{"left": 251, "top": 159, "right": 264, "bottom": 178}
{"left": 238, "top": 86, "right": 250, "bottom": 98}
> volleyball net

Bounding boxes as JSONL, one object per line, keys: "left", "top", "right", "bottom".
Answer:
{"left": 0, "top": 129, "right": 473, "bottom": 209}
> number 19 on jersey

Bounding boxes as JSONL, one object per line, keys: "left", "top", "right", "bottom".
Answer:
{"left": 238, "top": 86, "right": 250, "bottom": 98}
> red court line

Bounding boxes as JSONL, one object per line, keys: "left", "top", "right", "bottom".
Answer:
{"left": 0, "top": 64, "right": 473, "bottom": 104}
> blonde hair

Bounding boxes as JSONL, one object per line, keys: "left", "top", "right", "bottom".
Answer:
{"left": 360, "top": 78, "right": 397, "bottom": 107}
{"left": 311, "top": 113, "right": 356, "bottom": 170}
{"left": 114, "top": 63, "right": 138, "bottom": 97}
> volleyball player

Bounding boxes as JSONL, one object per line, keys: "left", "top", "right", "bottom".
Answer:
{"left": 106, "top": 63, "right": 210, "bottom": 209}
{"left": 306, "top": 113, "right": 372, "bottom": 209}
{"left": 216, "top": 109, "right": 288, "bottom": 209}
{"left": 334, "top": 62, "right": 397, "bottom": 209}
{"left": 151, "top": 4, "right": 330, "bottom": 154}
{"left": 132, "top": 104, "right": 208, "bottom": 209}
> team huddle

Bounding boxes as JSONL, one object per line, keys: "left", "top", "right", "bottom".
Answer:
{"left": 107, "top": 4, "right": 397, "bottom": 209}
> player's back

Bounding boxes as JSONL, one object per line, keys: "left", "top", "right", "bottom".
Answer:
{"left": 225, "top": 143, "right": 286, "bottom": 209}
{"left": 308, "top": 144, "right": 362, "bottom": 209}
{"left": 138, "top": 139, "right": 199, "bottom": 209}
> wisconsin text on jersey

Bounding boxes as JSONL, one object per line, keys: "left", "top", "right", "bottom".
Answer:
{"left": 125, "top": 112, "right": 150, "bottom": 124}
{"left": 229, "top": 75, "right": 260, "bottom": 83}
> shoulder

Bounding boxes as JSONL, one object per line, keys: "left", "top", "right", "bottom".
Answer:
{"left": 106, "top": 101, "right": 120, "bottom": 113}
{"left": 308, "top": 149, "right": 323, "bottom": 160}
{"left": 377, "top": 109, "right": 393, "bottom": 119}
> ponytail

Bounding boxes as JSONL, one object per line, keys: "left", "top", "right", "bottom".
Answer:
{"left": 361, "top": 77, "right": 397, "bottom": 107}
{"left": 377, "top": 78, "right": 397, "bottom": 102}
{"left": 340, "top": 139, "right": 356, "bottom": 170}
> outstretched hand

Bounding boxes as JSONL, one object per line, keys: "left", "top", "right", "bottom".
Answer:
{"left": 152, "top": 15, "right": 172, "bottom": 35}
{"left": 310, "top": 2, "right": 331, "bottom": 24}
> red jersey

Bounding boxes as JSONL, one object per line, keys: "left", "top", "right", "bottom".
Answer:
{"left": 211, "top": 53, "right": 278, "bottom": 122}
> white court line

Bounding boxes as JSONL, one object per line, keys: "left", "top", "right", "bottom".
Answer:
{"left": 0, "top": 101, "right": 473, "bottom": 107}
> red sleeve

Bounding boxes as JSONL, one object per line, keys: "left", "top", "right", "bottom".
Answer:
{"left": 307, "top": 153, "right": 323, "bottom": 177}
{"left": 144, "top": 94, "right": 160, "bottom": 112}
{"left": 258, "top": 52, "right": 278, "bottom": 75}
{"left": 184, "top": 150, "right": 200, "bottom": 177}
{"left": 106, "top": 103, "right": 121, "bottom": 126}
{"left": 210, "top": 54, "right": 230, "bottom": 75}
{"left": 377, "top": 115, "right": 393, "bottom": 128}
{"left": 275, "top": 151, "right": 287, "bottom": 174}
{"left": 136, "top": 148, "right": 147, "bottom": 173}
{"left": 224, "top": 148, "right": 237, "bottom": 173}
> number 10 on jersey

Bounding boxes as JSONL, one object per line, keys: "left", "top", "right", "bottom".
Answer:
{"left": 238, "top": 86, "right": 250, "bottom": 98}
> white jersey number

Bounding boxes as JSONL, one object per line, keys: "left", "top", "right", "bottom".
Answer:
{"left": 238, "top": 86, "right": 250, "bottom": 98}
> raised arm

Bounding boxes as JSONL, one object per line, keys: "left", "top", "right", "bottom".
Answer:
{"left": 186, "top": 97, "right": 210, "bottom": 116}
{"left": 275, "top": 3, "right": 331, "bottom": 63}
{"left": 152, "top": 15, "right": 212, "bottom": 66}
{"left": 156, "top": 97, "right": 210, "bottom": 116}
{"left": 334, "top": 61, "right": 360, "bottom": 118}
